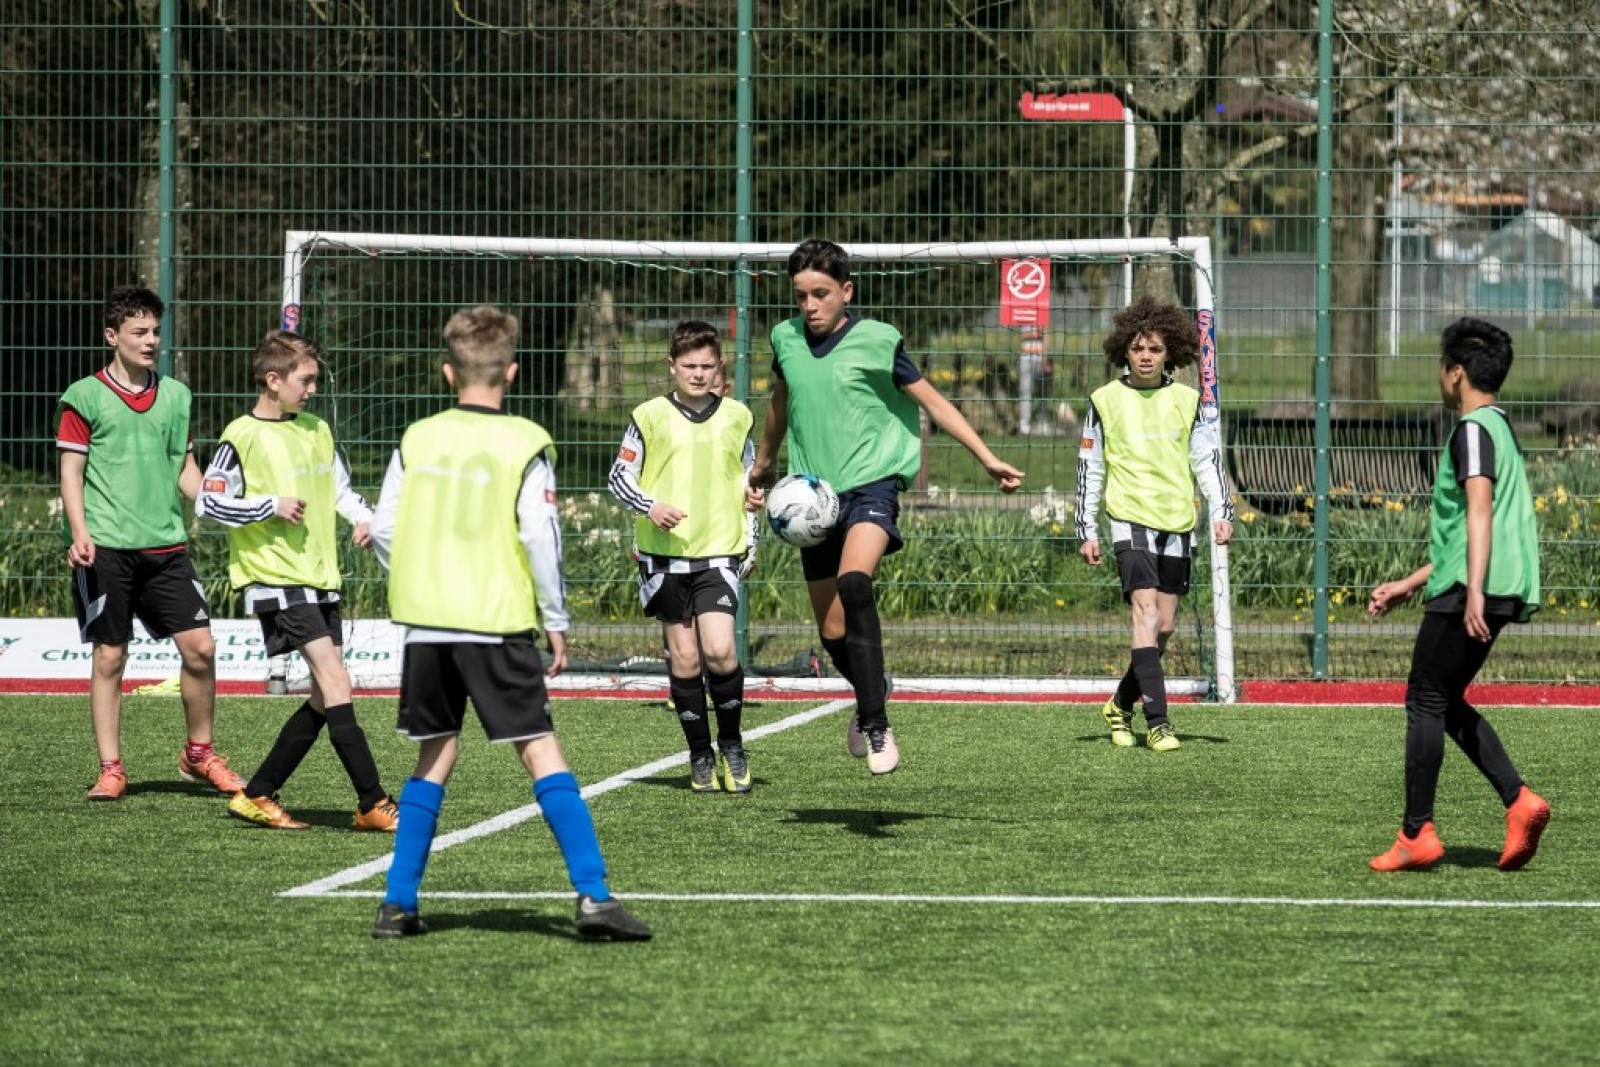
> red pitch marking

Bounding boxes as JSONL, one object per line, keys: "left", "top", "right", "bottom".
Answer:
{"left": 4, "top": 678, "right": 1599, "bottom": 707}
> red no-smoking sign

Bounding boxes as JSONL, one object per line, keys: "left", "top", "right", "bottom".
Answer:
{"left": 999, "top": 258, "right": 1051, "bottom": 326}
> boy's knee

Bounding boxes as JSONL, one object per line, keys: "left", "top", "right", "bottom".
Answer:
{"left": 177, "top": 630, "right": 216, "bottom": 665}
{"left": 701, "top": 644, "right": 739, "bottom": 674}
{"left": 837, "top": 571, "right": 874, "bottom": 612}
{"left": 92, "top": 644, "right": 128, "bottom": 674}
{"left": 1405, "top": 682, "right": 1450, "bottom": 722}
{"left": 666, "top": 645, "right": 702, "bottom": 677}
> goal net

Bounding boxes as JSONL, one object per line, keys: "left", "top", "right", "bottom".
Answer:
{"left": 279, "top": 233, "right": 1234, "bottom": 701}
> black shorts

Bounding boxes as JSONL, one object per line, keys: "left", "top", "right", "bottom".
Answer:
{"left": 258, "top": 602, "right": 344, "bottom": 658}
{"left": 72, "top": 546, "right": 210, "bottom": 645}
{"left": 1114, "top": 546, "right": 1192, "bottom": 601}
{"left": 799, "top": 477, "right": 904, "bottom": 582}
{"left": 641, "top": 567, "right": 740, "bottom": 622}
{"left": 397, "top": 636, "right": 555, "bottom": 743}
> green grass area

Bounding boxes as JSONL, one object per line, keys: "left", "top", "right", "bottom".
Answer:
{"left": 5, "top": 694, "right": 1597, "bottom": 1063}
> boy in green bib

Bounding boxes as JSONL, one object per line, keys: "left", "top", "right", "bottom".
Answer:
{"left": 1076, "top": 296, "right": 1234, "bottom": 752}
{"left": 747, "top": 239, "right": 1024, "bottom": 776}
{"left": 608, "top": 322, "right": 760, "bottom": 793}
{"left": 198, "top": 330, "right": 398, "bottom": 832}
{"left": 1367, "top": 318, "right": 1549, "bottom": 873}
{"left": 58, "top": 286, "right": 245, "bottom": 802}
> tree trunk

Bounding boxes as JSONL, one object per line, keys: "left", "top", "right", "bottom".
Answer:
{"left": 1328, "top": 71, "right": 1390, "bottom": 403}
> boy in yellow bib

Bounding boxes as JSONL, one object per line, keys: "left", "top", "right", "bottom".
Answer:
{"left": 198, "top": 330, "right": 398, "bottom": 831}
{"left": 608, "top": 322, "right": 760, "bottom": 793}
{"left": 367, "top": 305, "right": 650, "bottom": 941}
{"left": 1076, "top": 296, "right": 1234, "bottom": 751}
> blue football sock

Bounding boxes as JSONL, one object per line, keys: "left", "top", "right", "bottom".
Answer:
{"left": 534, "top": 771, "right": 610, "bottom": 901}
{"left": 383, "top": 777, "right": 444, "bottom": 912}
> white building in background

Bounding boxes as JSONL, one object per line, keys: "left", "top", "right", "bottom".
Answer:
{"left": 1475, "top": 209, "right": 1600, "bottom": 310}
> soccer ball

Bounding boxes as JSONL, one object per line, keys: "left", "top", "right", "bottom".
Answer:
{"left": 765, "top": 474, "right": 840, "bottom": 548}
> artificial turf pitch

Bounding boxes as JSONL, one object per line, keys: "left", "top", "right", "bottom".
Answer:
{"left": 3, "top": 694, "right": 1596, "bottom": 1064}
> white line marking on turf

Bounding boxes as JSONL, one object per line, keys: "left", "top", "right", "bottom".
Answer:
{"left": 291, "top": 890, "right": 1600, "bottom": 910}
{"left": 280, "top": 698, "right": 855, "bottom": 898}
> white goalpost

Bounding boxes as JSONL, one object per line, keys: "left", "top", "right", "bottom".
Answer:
{"left": 279, "top": 232, "right": 1236, "bottom": 703}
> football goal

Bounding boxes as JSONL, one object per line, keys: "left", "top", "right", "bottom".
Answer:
{"left": 279, "top": 233, "right": 1234, "bottom": 702}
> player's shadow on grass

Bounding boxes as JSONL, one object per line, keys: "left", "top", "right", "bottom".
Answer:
{"left": 222, "top": 807, "right": 360, "bottom": 831}
{"left": 1441, "top": 846, "right": 1504, "bottom": 870}
{"left": 1070, "top": 732, "right": 1231, "bottom": 746}
{"left": 782, "top": 808, "right": 987, "bottom": 839}
{"left": 633, "top": 773, "right": 772, "bottom": 792}
{"left": 127, "top": 780, "right": 237, "bottom": 798}
{"left": 422, "top": 909, "right": 580, "bottom": 939}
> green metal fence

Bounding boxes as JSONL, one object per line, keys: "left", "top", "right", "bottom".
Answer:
{"left": 4, "top": 2, "right": 1598, "bottom": 684}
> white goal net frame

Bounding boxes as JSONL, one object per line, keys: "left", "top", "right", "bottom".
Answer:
{"left": 280, "top": 232, "right": 1235, "bottom": 703}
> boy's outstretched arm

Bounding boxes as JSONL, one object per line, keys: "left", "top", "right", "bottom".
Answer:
{"left": 1368, "top": 564, "right": 1432, "bottom": 618}
{"left": 746, "top": 378, "right": 788, "bottom": 504}
{"left": 903, "top": 379, "right": 1023, "bottom": 492}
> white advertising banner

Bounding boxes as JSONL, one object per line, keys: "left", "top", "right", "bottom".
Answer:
{"left": 0, "top": 617, "right": 404, "bottom": 682}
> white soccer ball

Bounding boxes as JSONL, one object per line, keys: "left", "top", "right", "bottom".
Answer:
{"left": 765, "top": 473, "right": 840, "bottom": 548}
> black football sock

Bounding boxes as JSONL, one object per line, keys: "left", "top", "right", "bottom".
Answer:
{"left": 245, "top": 701, "right": 324, "bottom": 797}
{"left": 837, "top": 571, "right": 889, "bottom": 731}
{"left": 1131, "top": 647, "right": 1168, "bottom": 727}
{"left": 707, "top": 666, "right": 745, "bottom": 746}
{"left": 821, "top": 635, "right": 856, "bottom": 686}
{"left": 323, "top": 702, "right": 387, "bottom": 810}
{"left": 669, "top": 673, "right": 714, "bottom": 759}
{"left": 1113, "top": 664, "right": 1140, "bottom": 712}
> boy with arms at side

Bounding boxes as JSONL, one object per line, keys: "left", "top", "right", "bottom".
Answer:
{"left": 609, "top": 321, "right": 760, "bottom": 793}
{"left": 197, "top": 330, "right": 398, "bottom": 832}
{"left": 1367, "top": 318, "right": 1549, "bottom": 872}
{"left": 368, "top": 305, "right": 650, "bottom": 940}
{"left": 58, "top": 286, "right": 245, "bottom": 801}
{"left": 1075, "top": 295, "right": 1234, "bottom": 752}
{"left": 746, "top": 239, "right": 1024, "bottom": 775}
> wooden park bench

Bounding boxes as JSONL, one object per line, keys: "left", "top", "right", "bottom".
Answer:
{"left": 1225, "top": 413, "right": 1443, "bottom": 516}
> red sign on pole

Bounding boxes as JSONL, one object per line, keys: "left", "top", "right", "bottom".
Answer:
{"left": 999, "top": 259, "right": 1051, "bottom": 326}
{"left": 1018, "top": 91, "right": 1126, "bottom": 122}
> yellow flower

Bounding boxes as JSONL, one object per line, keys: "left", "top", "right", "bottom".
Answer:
{"left": 1331, "top": 591, "right": 1345, "bottom": 605}
{"left": 1580, "top": 600, "right": 1590, "bottom": 609}
{"left": 1548, "top": 595, "right": 1557, "bottom": 606}
{"left": 1241, "top": 511, "right": 1257, "bottom": 523}
{"left": 1050, "top": 523, "right": 1062, "bottom": 536}
{"left": 1054, "top": 598, "right": 1065, "bottom": 609}
{"left": 1534, "top": 496, "right": 1547, "bottom": 512}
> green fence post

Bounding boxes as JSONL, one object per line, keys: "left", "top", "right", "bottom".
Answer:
{"left": 156, "top": 0, "right": 177, "bottom": 376}
{"left": 1311, "top": 0, "right": 1334, "bottom": 679}
{"left": 733, "top": 0, "right": 755, "bottom": 668}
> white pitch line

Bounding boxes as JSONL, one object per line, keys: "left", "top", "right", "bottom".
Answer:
{"left": 290, "top": 890, "right": 1600, "bottom": 910}
{"left": 280, "top": 698, "right": 855, "bottom": 898}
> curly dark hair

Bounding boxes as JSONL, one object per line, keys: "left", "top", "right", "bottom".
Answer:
{"left": 1101, "top": 294, "right": 1201, "bottom": 370}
